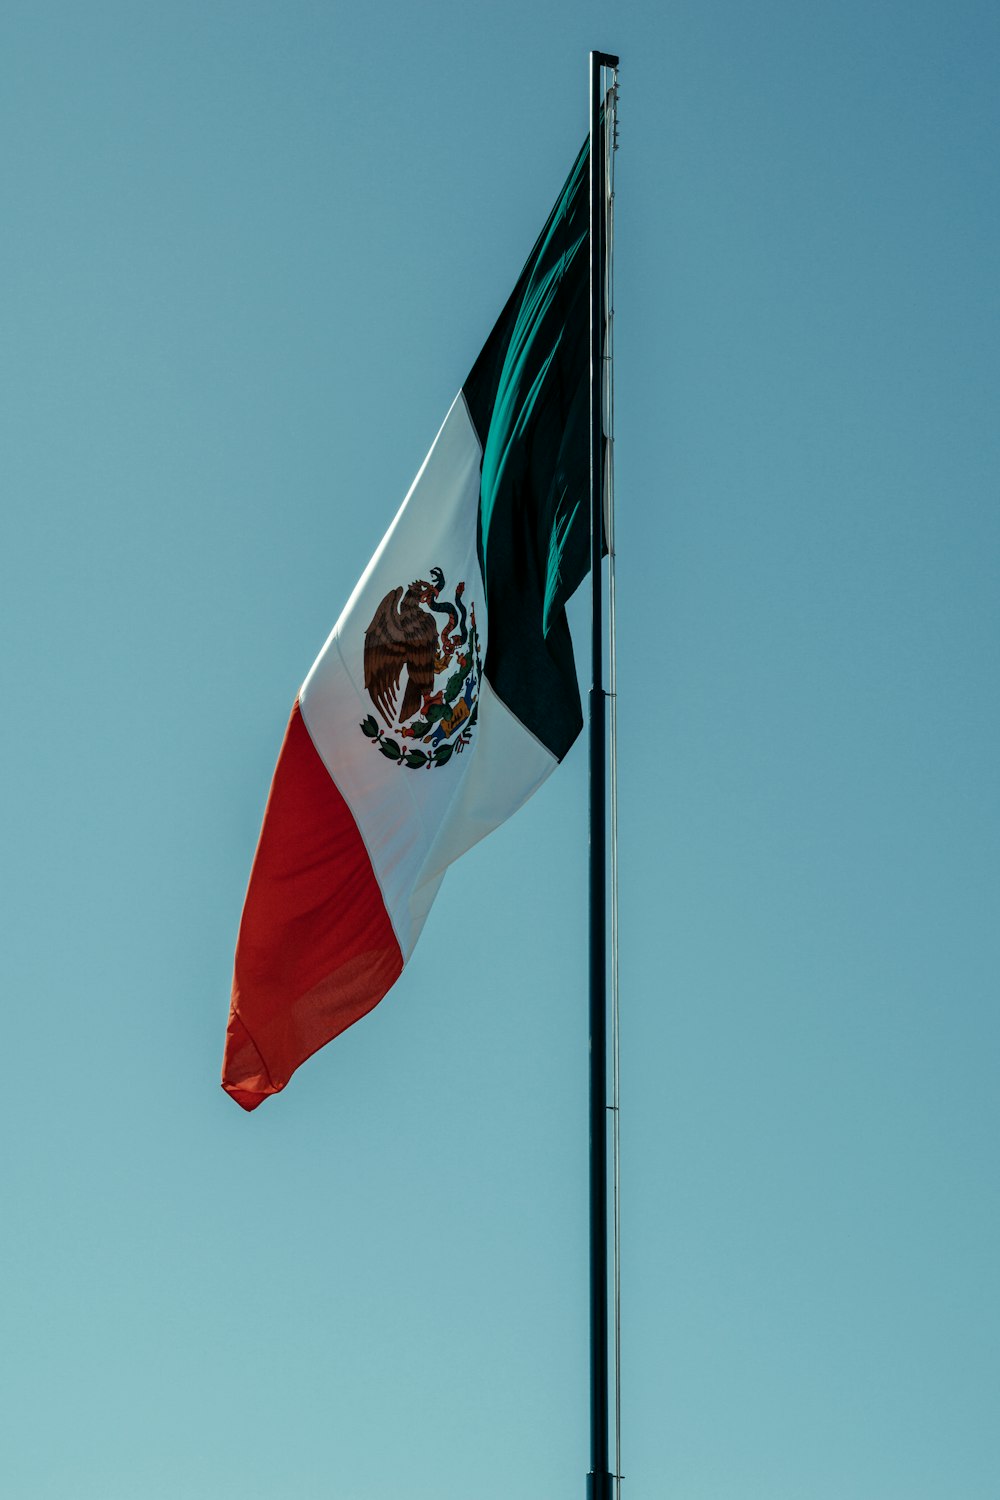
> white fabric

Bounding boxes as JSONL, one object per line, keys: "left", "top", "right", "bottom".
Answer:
{"left": 300, "top": 394, "right": 557, "bottom": 959}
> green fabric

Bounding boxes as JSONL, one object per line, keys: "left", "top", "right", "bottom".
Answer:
{"left": 463, "top": 135, "right": 596, "bottom": 760}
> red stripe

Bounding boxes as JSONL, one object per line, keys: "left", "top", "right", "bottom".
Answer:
{"left": 222, "top": 701, "right": 403, "bottom": 1110}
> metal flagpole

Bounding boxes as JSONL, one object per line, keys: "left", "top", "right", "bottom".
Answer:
{"left": 588, "top": 45, "right": 618, "bottom": 1500}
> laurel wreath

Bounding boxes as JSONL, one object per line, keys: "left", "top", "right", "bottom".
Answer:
{"left": 359, "top": 701, "right": 478, "bottom": 768}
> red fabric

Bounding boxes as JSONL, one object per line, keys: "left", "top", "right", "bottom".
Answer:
{"left": 222, "top": 701, "right": 403, "bottom": 1110}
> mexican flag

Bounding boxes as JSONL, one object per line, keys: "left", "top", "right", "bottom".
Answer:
{"left": 223, "top": 136, "right": 597, "bottom": 1110}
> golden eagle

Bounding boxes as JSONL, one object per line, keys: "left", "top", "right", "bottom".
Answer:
{"left": 363, "top": 578, "right": 439, "bottom": 727}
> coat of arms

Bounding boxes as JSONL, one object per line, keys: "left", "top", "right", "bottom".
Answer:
{"left": 359, "top": 567, "right": 482, "bottom": 768}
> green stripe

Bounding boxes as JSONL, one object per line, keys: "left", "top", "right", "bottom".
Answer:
{"left": 463, "top": 136, "right": 594, "bottom": 760}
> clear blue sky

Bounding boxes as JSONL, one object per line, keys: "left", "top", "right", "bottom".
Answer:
{"left": 2, "top": 2, "right": 998, "bottom": 1497}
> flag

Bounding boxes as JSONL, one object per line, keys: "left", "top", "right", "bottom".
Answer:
{"left": 223, "top": 135, "right": 597, "bottom": 1110}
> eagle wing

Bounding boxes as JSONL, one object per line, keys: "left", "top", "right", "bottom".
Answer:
{"left": 364, "top": 587, "right": 408, "bottom": 724}
{"left": 364, "top": 587, "right": 437, "bottom": 726}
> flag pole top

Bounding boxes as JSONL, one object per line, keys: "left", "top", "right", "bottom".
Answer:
{"left": 590, "top": 50, "right": 619, "bottom": 68}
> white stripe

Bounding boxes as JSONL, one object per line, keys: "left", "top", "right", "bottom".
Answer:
{"left": 300, "top": 395, "right": 557, "bottom": 959}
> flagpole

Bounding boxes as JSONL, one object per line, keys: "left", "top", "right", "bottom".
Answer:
{"left": 588, "top": 45, "right": 618, "bottom": 1500}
